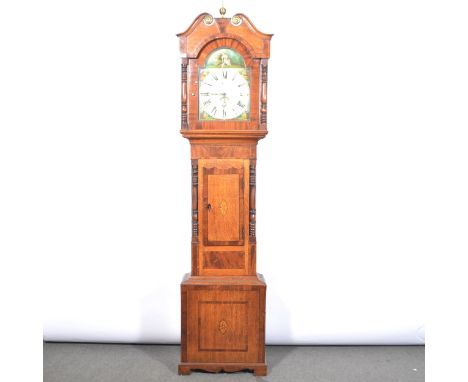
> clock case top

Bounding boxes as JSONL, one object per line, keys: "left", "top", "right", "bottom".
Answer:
{"left": 178, "top": 13, "right": 272, "bottom": 141}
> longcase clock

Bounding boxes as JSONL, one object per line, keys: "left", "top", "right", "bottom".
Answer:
{"left": 177, "top": 11, "right": 272, "bottom": 376}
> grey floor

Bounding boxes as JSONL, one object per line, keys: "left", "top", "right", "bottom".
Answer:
{"left": 44, "top": 343, "right": 424, "bottom": 382}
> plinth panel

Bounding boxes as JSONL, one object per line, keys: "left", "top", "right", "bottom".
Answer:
{"left": 180, "top": 274, "right": 266, "bottom": 366}
{"left": 198, "top": 301, "right": 248, "bottom": 352}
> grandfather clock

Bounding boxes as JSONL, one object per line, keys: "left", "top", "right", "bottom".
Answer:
{"left": 177, "top": 10, "right": 272, "bottom": 376}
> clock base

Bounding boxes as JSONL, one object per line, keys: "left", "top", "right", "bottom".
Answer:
{"left": 180, "top": 273, "right": 267, "bottom": 375}
{"left": 178, "top": 362, "right": 267, "bottom": 376}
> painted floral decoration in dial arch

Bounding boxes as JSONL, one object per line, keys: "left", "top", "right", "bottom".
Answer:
{"left": 199, "top": 48, "right": 250, "bottom": 121}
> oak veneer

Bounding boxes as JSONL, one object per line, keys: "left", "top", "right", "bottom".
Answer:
{"left": 177, "top": 13, "right": 272, "bottom": 376}
{"left": 179, "top": 274, "right": 266, "bottom": 375}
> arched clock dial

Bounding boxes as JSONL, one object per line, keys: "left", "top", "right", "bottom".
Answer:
{"left": 198, "top": 48, "right": 250, "bottom": 121}
{"left": 199, "top": 68, "right": 250, "bottom": 120}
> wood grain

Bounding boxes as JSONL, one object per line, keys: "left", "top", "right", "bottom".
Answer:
{"left": 180, "top": 273, "right": 266, "bottom": 370}
{"left": 198, "top": 159, "right": 251, "bottom": 276}
{"left": 178, "top": 362, "right": 267, "bottom": 376}
{"left": 178, "top": 13, "right": 271, "bottom": 375}
{"left": 177, "top": 13, "right": 272, "bottom": 58}
{"left": 205, "top": 169, "right": 242, "bottom": 245}
{"left": 203, "top": 251, "right": 245, "bottom": 269}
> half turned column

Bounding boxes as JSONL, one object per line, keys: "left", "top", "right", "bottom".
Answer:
{"left": 191, "top": 159, "right": 199, "bottom": 275}
{"left": 249, "top": 160, "right": 256, "bottom": 242}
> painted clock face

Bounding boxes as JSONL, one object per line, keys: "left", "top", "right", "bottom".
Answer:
{"left": 199, "top": 48, "right": 250, "bottom": 121}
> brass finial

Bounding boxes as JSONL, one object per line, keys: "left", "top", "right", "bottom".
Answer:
{"left": 203, "top": 14, "right": 214, "bottom": 25}
{"left": 231, "top": 14, "right": 241, "bottom": 26}
{"left": 219, "top": 1, "right": 226, "bottom": 18}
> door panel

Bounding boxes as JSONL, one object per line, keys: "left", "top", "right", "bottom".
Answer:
{"left": 207, "top": 174, "right": 241, "bottom": 243}
{"left": 202, "top": 165, "right": 244, "bottom": 246}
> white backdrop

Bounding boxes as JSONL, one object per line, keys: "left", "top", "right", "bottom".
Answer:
{"left": 16, "top": 0, "right": 448, "bottom": 344}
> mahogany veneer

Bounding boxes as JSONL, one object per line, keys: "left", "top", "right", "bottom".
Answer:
{"left": 179, "top": 274, "right": 266, "bottom": 375}
{"left": 177, "top": 13, "right": 272, "bottom": 376}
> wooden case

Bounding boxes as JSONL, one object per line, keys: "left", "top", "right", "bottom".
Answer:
{"left": 179, "top": 274, "right": 266, "bottom": 375}
{"left": 177, "top": 13, "right": 272, "bottom": 376}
